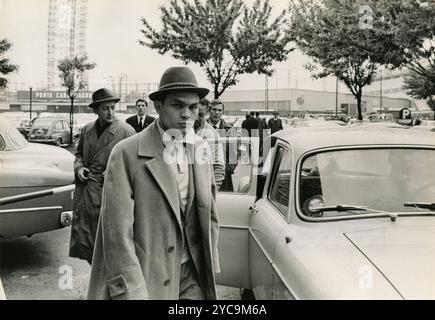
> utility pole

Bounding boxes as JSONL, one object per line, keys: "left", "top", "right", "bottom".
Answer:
{"left": 265, "top": 74, "right": 269, "bottom": 111}
{"left": 379, "top": 70, "right": 383, "bottom": 113}
{"left": 29, "top": 87, "right": 33, "bottom": 121}
{"left": 335, "top": 77, "right": 339, "bottom": 116}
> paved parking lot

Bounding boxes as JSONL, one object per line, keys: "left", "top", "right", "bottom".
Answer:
{"left": 0, "top": 225, "right": 240, "bottom": 300}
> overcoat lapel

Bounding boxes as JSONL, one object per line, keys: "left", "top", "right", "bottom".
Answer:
{"left": 86, "top": 122, "right": 99, "bottom": 160}
{"left": 145, "top": 159, "right": 182, "bottom": 225}
{"left": 184, "top": 144, "right": 195, "bottom": 218}
{"left": 88, "top": 119, "right": 117, "bottom": 162}
{"left": 191, "top": 143, "right": 212, "bottom": 223}
{"left": 139, "top": 122, "right": 182, "bottom": 226}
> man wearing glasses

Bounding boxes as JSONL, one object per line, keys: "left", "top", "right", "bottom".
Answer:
{"left": 207, "top": 99, "right": 238, "bottom": 192}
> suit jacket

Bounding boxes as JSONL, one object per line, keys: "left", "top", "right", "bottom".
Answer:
{"left": 87, "top": 121, "right": 220, "bottom": 300}
{"left": 69, "top": 118, "right": 136, "bottom": 263}
{"left": 268, "top": 117, "right": 283, "bottom": 134}
{"left": 126, "top": 114, "right": 155, "bottom": 133}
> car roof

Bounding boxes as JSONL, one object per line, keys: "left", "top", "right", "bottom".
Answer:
{"left": 273, "top": 125, "right": 435, "bottom": 156}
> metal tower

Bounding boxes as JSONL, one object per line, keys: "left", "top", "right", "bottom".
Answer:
{"left": 47, "top": 0, "right": 88, "bottom": 90}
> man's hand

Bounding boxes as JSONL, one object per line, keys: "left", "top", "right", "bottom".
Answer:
{"left": 78, "top": 167, "right": 90, "bottom": 181}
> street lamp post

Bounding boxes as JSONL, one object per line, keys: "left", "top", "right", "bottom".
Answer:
{"left": 335, "top": 77, "right": 339, "bottom": 116}
{"left": 29, "top": 87, "right": 33, "bottom": 121}
{"left": 379, "top": 70, "right": 383, "bottom": 113}
{"left": 265, "top": 74, "right": 269, "bottom": 111}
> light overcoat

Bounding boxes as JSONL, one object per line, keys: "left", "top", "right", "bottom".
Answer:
{"left": 87, "top": 121, "right": 220, "bottom": 300}
{"left": 69, "top": 118, "right": 136, "bottom": 263}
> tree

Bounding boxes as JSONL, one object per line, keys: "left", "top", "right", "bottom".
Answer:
{"left": 288, "top": 0, "right": 408, "bottom": 120}
{"left": 381, "top": 0, "right": 435, "bottom": 119}
{"left": 403, "top": 69, "right": 435, "bottom": 118}
{"left": 58, "top": 55, "right": 96, "bottom": 144}
{"left": 0, "top": 39, "right": 19, "bottom": 88}
{"left": 140, "top": 0, "right": 291, "bottom": 98}
{"left": 380, "top": 0, "right": 435, "bottom": 80}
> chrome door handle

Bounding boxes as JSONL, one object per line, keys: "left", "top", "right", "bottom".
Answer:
{"left": 249, "top": 205, "right": 258, "bottom": 215}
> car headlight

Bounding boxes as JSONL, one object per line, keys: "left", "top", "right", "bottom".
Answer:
{"left": 30, "top": 134, "right": 35, "bottom": 138}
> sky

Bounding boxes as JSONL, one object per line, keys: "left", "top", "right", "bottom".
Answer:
{"left": 0, "top": 0, "right": 340, "bottom": 93}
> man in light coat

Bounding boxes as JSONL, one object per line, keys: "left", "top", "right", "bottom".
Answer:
{"left": 69, "top": 88, "right": 136, "bottom": 264}
{"left": 194, "top": 98, "right": 225, "bottom": 189}
{"left": 87, "top": 67, "right": 220, "bottom": 300}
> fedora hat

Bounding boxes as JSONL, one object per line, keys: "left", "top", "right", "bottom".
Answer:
{"left": 149, "top": 67, "right": 209, "bottom": 101}
{"left": 88, "top": 88, "right": 120, "bottom": 109}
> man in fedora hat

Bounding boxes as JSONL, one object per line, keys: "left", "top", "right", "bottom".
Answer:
{"left": 88, "top": 67, "right": 220, "bottom": 300}
{"left": 69, "top": 88, "right": 135, "bottom": 264}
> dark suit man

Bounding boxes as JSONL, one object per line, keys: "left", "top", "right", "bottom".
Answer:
{"left": 88, "top": 67, "right": 219, "bottom": 300}
{"left": 245, "top": 111, "right": 259, "bottom": 137}
{"left": 268, "top": 112, "right": 284, "bottom": 134}
{"left": 126, "top": 99, "right": 155, "bottom": 133}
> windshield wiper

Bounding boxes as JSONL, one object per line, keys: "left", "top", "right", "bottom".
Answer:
{"left": 404, "top": 202, "right": 435, "bottom": 211}
{"left": 311, "top": 205, "right": 398, "bottom": 221}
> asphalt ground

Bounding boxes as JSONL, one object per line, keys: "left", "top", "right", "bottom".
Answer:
{"left": 0, "top": 226, "right": 240, "bottom": 300}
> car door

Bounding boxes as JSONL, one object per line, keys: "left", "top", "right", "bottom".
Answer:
{"left": 214, "top": 136, "right": 259, "bottom": 289}
{"left": 53, "top": 120, "right": 62, "bottom": 141}
{"left": 62, "top": 121, "right": 70, "bottom": 143}
{"left": 248, "top": 143, "right": 291, "bottom": 299}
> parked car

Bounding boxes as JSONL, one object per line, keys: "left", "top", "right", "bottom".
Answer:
{"left": 28, "top": 117, "right": 72, "bottom": 146}
{"left": 0, "top": 116, "right": 74, "bottom": 239}
{"left": 215, "top": 126, "right": 435, "bottom": 299}
{"left": 16, "top": 119, "right": 33, "bottom": 139}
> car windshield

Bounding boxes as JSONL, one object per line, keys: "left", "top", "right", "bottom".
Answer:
{"left": 299, "top": 148, "right": 435, "bottom": 219}
{"left": 8, "top": 126, "right": 28, "bottom": 149}
{"left": 33, "top": 119, "right": 55, "bottom": 127}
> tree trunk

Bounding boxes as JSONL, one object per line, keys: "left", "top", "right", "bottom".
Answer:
{"left": 214, "top": 82, "right": 220, "bottom": 99}
{"left": 70, "top": 98, "right": 74, "bottom": 144}
{"left": 356, "top": 92, "right": 363, "bottom": 121}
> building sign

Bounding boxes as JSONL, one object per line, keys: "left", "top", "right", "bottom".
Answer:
{"left": 17, "top": 90, "right": 93, "bottom": 102}
{"left": 398, "top": 107, "right": 412, "bottom": 125}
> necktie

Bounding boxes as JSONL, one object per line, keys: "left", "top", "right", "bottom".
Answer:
{"left": 139, "top": 117, "right": 143, "bottom": 128}
{"left": 173, "top": 142, "right": 187, "bottom": 173}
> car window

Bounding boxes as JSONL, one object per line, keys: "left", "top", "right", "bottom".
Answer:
{"left": 268, "top": 146, "right": 291, "bottom": 217}
{"left": 0, "top": 134, "right": 5, "bottom": 150}
{"left": 299, "top": 148, "right": 435, "bottom": 219}
{"left": 7, "top": 127, "right": 27, "bottom": 149}
{"left": 55, "top": 121, "right": 63, "bottom": 129}
{"left": 63, "top": 121, "right": 69, "bottom": 129}
{"left": 33, "top": 119, "right": 53, "bottom": 127}
{"left": 218, "top": 139, "right": 253, "bottom": 194}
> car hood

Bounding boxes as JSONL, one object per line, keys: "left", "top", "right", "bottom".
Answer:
{"left": 345, "top": 224, "right": 435, "bottom": 299}
{"left": 2, "top": 143, "right": 73, "bottom": 170}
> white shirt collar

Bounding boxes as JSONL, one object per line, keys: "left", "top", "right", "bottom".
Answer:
{"left": 156, "top": 119, "right": 195, "bottom": 147}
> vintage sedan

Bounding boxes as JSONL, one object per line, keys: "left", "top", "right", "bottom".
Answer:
{"left": 0, "top": 116, "right": 74, "bottom": 239}
{"left": 215, "top": 126, "right": 435, "bottom": 299}
{"left": 28, "top": 117, "right": 72, "bottom": 146}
